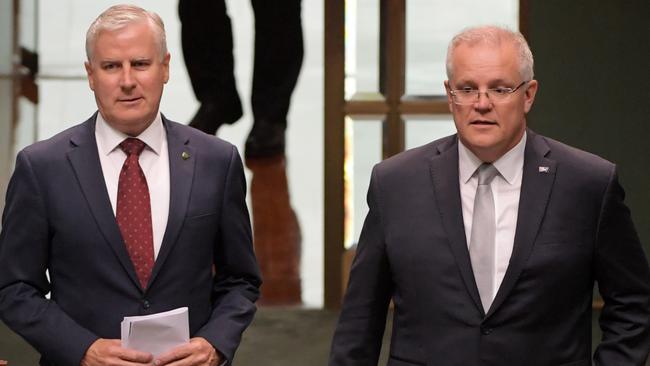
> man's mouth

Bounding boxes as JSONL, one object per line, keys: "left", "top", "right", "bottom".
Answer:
{"left": 119, "top": 97, "right": 142, "bottom": 103}
{"left": 470, "top": 120, "right": 497, "bottom": 126}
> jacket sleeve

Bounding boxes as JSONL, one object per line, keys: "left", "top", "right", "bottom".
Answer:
{"left": 593, "top": 166, "right": 650, "bottom": 365}
{"left": 0, "top": 150, "right": 98, "bottom": 366}
{"left": 194, "top": 145, "right": 262, "bottom": 363}
{"left": 329, "top": 167, "right": 393, "bottom": 365}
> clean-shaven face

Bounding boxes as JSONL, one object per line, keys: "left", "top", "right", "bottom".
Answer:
{"left": 445, "top": 40, "right": 537, "bottom": 162}
{"left": 85, "top": 20, "right": 170, "bottom": 136}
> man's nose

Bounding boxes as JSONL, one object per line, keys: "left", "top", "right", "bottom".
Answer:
{"left": 475, "top": 91, "right": 492, "bottom": 110}
{"left": 119, "top": 65, "right": 136, "bottom": 89}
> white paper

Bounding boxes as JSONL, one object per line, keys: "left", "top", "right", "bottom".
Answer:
{"left": 121, "top": 307, "right": 190, "bottom": 357}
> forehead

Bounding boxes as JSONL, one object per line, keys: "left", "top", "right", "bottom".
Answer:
{"left": 450, "top": 41, "right": 520, "bottom": 83}
{"left": 92, "top": 21, "right": 158, "bottom": 59}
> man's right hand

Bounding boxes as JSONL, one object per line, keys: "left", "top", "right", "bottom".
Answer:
{"left": 81, "top": 339, "right": 153, "bottom": 366}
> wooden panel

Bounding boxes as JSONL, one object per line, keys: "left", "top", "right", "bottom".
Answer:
{"left": 519, "top": 0, "right": 529, "bottom": 38}
{"left": 380, "top": 0, "right": 406, "bottom": 158}
{"left": 344, "top": 98, "right": 451, "bottom": 117}
{"left": 323, "top": 0, "right": 346, "bottom": 309}
{"left": 345, "top": 100, "right": 389, "bottom": 116}
{"left": 399, "top": 95, "right": 449, "bottom": 115}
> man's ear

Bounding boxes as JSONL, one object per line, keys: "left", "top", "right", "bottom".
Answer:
{"left": 162, "top": 52, "right": 171, "bottom": 84}
{"left": 444, "top": 80, "right": 454, "bottom": 113}
{"left": 84, "top": 61, "right": 95, "bottom": 91}
{"left": 523, "top": 79, "right": 538, "bottom": 113}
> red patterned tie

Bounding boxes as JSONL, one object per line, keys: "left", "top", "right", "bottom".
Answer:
{"left": 116, "top": 138, "right": 154, "bottom": 289}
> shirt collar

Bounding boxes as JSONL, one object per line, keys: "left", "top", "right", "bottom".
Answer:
{"left": 458, "top": 131, "right": 527, "bottom": 185}
{"left": 95, "top": 112, "right": 165, "bottom": 156}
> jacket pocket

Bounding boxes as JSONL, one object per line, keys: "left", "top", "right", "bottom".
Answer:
{"left": 387, "top": 355, "right": 426, "bottom": 366}
{"left": 185, "top": 211, "right": 218, "bottom": 220}
{"left": 557, "top": 358, "right": 589, "bottom": 366}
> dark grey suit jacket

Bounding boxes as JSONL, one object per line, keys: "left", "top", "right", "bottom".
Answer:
{"left": 329, "top": 130, "right": 650, "bottom": 365}
{"left": 0, "top": 114, "right": 261, "bottom": 365}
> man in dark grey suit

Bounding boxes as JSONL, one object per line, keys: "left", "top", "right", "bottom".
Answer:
{"left": 329, "top": 25, "right": 650, "bottom": 365}
{"left": 0, "top": 5, "right": 260, "bottom": 366}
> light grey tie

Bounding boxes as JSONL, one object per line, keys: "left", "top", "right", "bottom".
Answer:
{"left": 469, "top": 163, "right": 499, "bottom": 313}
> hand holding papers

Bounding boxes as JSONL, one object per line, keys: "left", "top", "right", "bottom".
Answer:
{"left": 121, "top": 307, "right": 190, "bottom": 357}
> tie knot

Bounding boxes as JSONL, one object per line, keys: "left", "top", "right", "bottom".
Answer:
{"left": 119, "top": 138, "right": 146, "bottom": 157}
{"left": 477, "top": 163, "right": 498, "bottom": 185}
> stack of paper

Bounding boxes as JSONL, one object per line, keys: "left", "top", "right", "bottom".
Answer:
{"left": 121, "top": 307, "right": 190, "bottom": 357}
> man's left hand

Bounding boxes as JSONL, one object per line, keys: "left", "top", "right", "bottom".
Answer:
{"left": 154, "top": 337, "right": 220, "bottom": 366}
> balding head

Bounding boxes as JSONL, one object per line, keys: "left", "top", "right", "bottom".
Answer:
{"left": 446, "top": 25, "right": 534, "bottom": 82}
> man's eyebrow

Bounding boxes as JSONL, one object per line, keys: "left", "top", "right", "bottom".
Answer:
{"left": 98, "top": 59, "right": 120, "bottom": 66}
{"left": 487, "top": 78, "right": 514, "bottom": 85}
{"left": 452, "top": 79, "right": 477, "bottom": 86}
{"left": 453, "top": 78, "right": 515, "bottom": 87}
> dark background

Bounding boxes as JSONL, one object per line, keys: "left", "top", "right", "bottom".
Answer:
{"left": 527, "top": 0, "right": 650, "bottom": 258}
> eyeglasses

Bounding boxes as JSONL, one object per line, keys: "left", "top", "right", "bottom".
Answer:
{"left": 449, "top": 80, "right": 529, "bottom": 105}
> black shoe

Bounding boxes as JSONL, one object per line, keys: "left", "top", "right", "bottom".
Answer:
{"left": 189, "top": 102, "right": 242, "bottom": 135}
{"left": 245, "top": 119, "right": 286, "bottom": 158}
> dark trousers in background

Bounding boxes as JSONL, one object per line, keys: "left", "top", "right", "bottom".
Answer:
{"left": 178, "top": 0, "right": 303, "bottom": 127}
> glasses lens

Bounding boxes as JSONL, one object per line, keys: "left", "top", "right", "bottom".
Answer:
{"left": 454, "top": 90, "right": 477, "bottom": 104}
{"left": 452, "top": 81, "right": 527, "bottom": 105}
{"left": 487, "top": 89, "right": 510, "bottom": 101}
{"left": 453, "top": 88, "right": 517, "bottom": 104}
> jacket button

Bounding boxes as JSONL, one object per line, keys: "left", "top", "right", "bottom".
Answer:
{"left": 142, "top": 300, "right": 151, "bottom": 309}
{"left": 481, "top": 326, "right": 493, "bottom": 335}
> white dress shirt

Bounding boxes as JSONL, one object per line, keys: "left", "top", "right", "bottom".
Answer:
{"left": 458, "top": 132, "right": 526, "bottom": 300}
{"left": 95, "top": 112, "right": 170, "bottom": 259}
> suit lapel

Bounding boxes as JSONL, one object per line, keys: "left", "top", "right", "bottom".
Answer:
{"left": 66, "top": 114, "right": 142, "bottom": 290}
{"left": 149, "top": 117, "right": 195, "bottom": 285}
{"left": 486, "top": 130, "right": 556, "bottom": 317}
{"left": 429, "top": 136, "right": 484, "bottom": 314}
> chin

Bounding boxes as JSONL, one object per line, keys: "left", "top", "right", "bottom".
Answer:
{"left": 464, "top": 134, "right": 499, "bottom": 149}
{"left": 112, "top": 117, "right": 149, "bottom": 132}
{"left": 118, "top": 110, "right": 151, "bottom": 122}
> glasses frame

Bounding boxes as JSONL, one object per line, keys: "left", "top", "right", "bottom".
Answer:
{"left": 449, "top": 80, "right": 530, "bottom": 105}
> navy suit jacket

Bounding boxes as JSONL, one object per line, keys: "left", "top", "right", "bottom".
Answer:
{"left": 329, "top": 130, "right": 650, "bottom": 366}
{"left": 0, "top": 114, "right": 261, "bottom": 365}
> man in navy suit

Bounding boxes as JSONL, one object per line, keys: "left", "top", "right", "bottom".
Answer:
{"left": 0, "top": 5, "right": 260, "bottom": 366}
{"left": 329, "top": 26, "right": 650, "bottom": 365}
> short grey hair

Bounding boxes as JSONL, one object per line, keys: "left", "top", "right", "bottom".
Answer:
{"left": 85, "top": 4, "right": 167, "bottom": 61}
{"left": 446, "top": 25, "right": 534, "bottom": 81}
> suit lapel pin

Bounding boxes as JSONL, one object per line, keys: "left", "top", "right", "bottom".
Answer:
{"left": 181, "top": 151, "right": 190, "bottom": 160}
{"left": 538, "top": 166, "right": 550, "bottom": 173}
